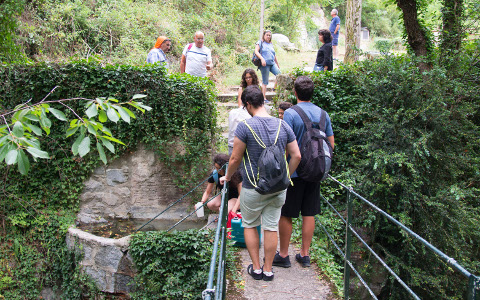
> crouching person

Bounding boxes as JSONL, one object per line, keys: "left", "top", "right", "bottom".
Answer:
{"left": 220, "top": 85, "right": 301, "bottom": 281}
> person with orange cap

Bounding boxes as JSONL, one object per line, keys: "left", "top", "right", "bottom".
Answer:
{"left": 146, "top": 36, "right": 171, "bottom": 68}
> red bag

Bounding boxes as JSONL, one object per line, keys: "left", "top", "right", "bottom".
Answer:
{"left": 227, "top": 211, "right": 240, "bottom": 239}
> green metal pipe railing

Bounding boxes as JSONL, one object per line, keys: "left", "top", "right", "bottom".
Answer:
{"left": 203, "top": 165, "right": 229, "bottom": 300}
{"left": 319, "top": 174, "right": 479, "bottom": 299}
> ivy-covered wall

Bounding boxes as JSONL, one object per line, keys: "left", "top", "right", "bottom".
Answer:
{"left": 0, "top": 61, "right": 218, "bottom": 298}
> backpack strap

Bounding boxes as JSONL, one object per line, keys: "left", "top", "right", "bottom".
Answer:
{"left": 212, "top": 169, "right": 219, "bottom": 185}
{"left": 291, "top": 105, "right": 326, "bottom": 133}
{"left": 319, "top": 109, "right": 327, "bottom": 133}
{"left": 185, "top": 43, "right": 194, "bottom": 57}
{"left": 241, "top": 119, "right": 283, "bottom": 188}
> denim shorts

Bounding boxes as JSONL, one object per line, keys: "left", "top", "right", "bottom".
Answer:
{"left": 313, "top": 64, "right": 324, "bottom": 72}
{"left": 259, "top": 64, "right": 281, "bottom": 85}
{"left": 332, "top": 37, "right": 339, "bottom": 46}
{"left": 239, "top": 187, "right": 286, "bottom": 231}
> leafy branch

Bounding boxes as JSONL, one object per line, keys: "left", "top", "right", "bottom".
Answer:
{"left": 0, "top": 90, "right": 152, "bottom": 175}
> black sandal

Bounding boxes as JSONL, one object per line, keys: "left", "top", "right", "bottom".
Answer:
{"left": 247, "top": 264, "right": 263, "bottom": 280}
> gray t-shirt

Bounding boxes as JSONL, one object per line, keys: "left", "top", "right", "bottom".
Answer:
{"left": 235, "top": 116, "right": 296, "bottom": 189}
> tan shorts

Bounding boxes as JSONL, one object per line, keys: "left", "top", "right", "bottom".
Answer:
{"left": 239, "top": 187, "right": 286, "bottom": 231}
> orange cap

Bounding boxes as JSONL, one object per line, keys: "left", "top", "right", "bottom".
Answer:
{"left": 154, "top": 36, "right": 169, "bottom": 49}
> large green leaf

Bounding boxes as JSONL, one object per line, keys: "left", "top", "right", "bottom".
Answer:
{"left": 132, "top": 94, "right": 147, "bottom": 100}
{"left": 0, "top": 134, "right": 9, "bottom": 145}
{"left": 86, "top": 103, "right": 98, "bottom": 118}
{"left": 72, "top": 134, "right": 84, "bottom": 155}
{"left": 78, "top": 136, "right": 91, "bottom": 157}
{"left": 0, "top": 144, "right": 11, "bottom": 162}
{"left": 49, "top": 108, "right": 67, "bottom": 121}
{"left": 121, "top": 106, "right": 136, "bottom": 119}
{"left": 26, "top": 147, "right": 50, "bottom": 159}
{"left": 97, "top": 142, "right": 107, "bottom": 164}
{"left": 115, "top": 106, "right": 130, "bottom": 124}
{"left": 12, "top": 121, "right": 24, "bottom": 138}
{"left": 17, "top": 149, "right": 30, "bottom": 175}
{"left": 66, "top": 126, "right": 79, "bottom": 137}
{"left": 40, "top": 115, "right": 52, "bottom": 129}
{"left": 99, "top": 137, "right": 115, "bottom": 154}
{"left": 5, "top": 149, "right": 18, "bottom": 165}
{"left": 98, "top": 110, "right": 108, "bottom": 123}
{"left": 26, "top": 123, "right": 42, "bottom": 136}
{"left": 107, "top": 107, "right": 120, "bottom": 123}
{"left": 101, "top": 135, "right": 125, "bottom": 146}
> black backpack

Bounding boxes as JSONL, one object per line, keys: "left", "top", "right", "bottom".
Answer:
{"left": 291, "top": 105, "right": 333, "bottom": 182}
{"left": 243, "top": 119, "right": 291, "bottom": 195}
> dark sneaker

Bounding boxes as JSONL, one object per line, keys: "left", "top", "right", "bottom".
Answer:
{"left": 295, "top": 253, "right": 311, "bottom": 267}
{"left": 263, "top": 269, "right": 274, "bottom": 281}
{"left": 247, "top": 264, "right": 263, "bottom": 280}
{"left": 272, "top": 252, "right": 291, "bottom": 268}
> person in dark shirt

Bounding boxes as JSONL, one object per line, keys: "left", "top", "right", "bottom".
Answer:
{"left": 314, "top": 29, "right": 333, "bottom": 72}
{"left": 201, "top": 153, "right": 242, "bottom": 214}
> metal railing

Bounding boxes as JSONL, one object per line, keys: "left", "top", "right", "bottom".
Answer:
{"left": 317, "top": 175, "right": 480, "bottom": 300}
{"left": 203, "top": 165, "right": 229, "bottom": 300}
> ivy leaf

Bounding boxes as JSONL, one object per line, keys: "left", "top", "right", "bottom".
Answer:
{"left": 26, "top": 123, "right": 42, "bottom": 136}
{"left": 99, "top": 137, "right": 115, "bottom": 154}
{"left": 97, "top": 142, "right": 107, "bottom": 164}
{"left": 107, "top": 107, "right": 120, "bottom": 123}
{"left": 72, "top": 134, "right": 84, "bottom": 155}
{"left": 17, "top": 149, "right": 30, "bottom": 175}
{"left": 66, "top": 126, "right": 79, "bottom": 137}
{"left": 115, "top": 106, "right": 130, "bottom": 124}
{"left": 5, "top": 149, "right": 18, "bottom": 165}
{"left": 98, "top": 110, "right": 108, "bottom": 123}
{"left": 49, "top": 108, "right": 67, "bottom": 121}
{"left": 78, "top": 136, "right": 91, "bottom": 157}
{"left": 26, "top": 147, "right": 50, "bottom": 159}
{"left": 12, "top": 121, "right": 24, "bottom": 138}
{"left": 86, "top": 103, "right": 98, "bottom": 118}
{"left": 101, "top": 135, "right": 125, "bottom": 146}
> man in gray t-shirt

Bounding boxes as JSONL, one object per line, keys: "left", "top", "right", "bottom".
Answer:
{"left": 222, "top": 85, "right": 301, "bottom": 281}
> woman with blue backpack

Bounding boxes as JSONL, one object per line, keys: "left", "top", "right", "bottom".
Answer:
{"left": 200, "top": 153, "right": 242, "bottom": 214}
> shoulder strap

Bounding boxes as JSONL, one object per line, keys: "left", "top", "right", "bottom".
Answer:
{"left": 188, "top": 43, "right": 193, "bottom": 50}
{"left": 212, "top": 169, "right": 219, "bottom": 185}
{"left": 319, "top": 109, "right": 327, "bottom": 133}
{"left": 291, "top": 105, "right": 313, "bottom": 130}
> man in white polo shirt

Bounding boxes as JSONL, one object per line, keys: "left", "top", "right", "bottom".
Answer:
{"left": 180, "top": 31, "right": 213, "bottom": 77}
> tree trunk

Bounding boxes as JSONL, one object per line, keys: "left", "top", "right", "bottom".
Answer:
{"left": 441, "top": 0, "right": 463, "bottom": 52}
{"left": 396, "top": 0, "right": 430, "bottom": 58}
{"left": 344, "top": 0, "right": 362, "bottom": 64}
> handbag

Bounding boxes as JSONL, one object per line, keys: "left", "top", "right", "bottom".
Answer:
{"left": 251, "top": 41, "right": 263, "bottom": 67}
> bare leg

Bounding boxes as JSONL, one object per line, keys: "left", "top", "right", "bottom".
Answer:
{"left": 206, "top": 195, "right": 221, "bottom": 212}
{"left": 244, "top": 227, "right": 261, "bottom": 270}
{"left": 300, "top": 216, "right": 315, "bottom": 257}
{"left": 227, "top": 198, "right": 236, "bottom": 213}
{"left": 278, "top": 216, "right": 292, "bottom": 257}
{"left": 262, "top": 83, "right": 267, "bottom": 100}
{"left": 332, "top": 45, "right": 337, "bottom": 59}
{"left": 263, "top": 230, "right": 278, "bottom": 272}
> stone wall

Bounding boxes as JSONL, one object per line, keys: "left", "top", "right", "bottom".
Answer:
{"left": 66, "top": 228, "right": 135, "bottom": 294}
{"left": 78, "top": 144, "right": 191, "bottom": 223}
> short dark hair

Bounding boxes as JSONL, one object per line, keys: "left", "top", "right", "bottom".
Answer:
{"left": 242, "top": 85, "right": 264, "bottom": 108}
{"left": 278, "top": 102, "right": 293, "bottom": 111}
{"left": 318, "top": 29, "right": 332, "bottom": 43}
{"left": 294, "top": 76, "right": 315, "bottom": 101}
{"left": 213, "top": 153, "right": 229, "bottom": 168}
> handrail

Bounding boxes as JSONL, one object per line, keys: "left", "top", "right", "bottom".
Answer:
{"left": 203, "top": 164, "right": 229, "bottom": 300}
{"left": 318, "top": 174, "right": 480, "bottom": 299}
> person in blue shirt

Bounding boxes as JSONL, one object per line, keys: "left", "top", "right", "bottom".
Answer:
{"left": 329, "top": 9, "right": 341, "bottom": 60}
{"left": 273, "top": 76, "right": 334, "bottom": 268}
{"left": 254, "top": 30, "right": 281, "bottom": 101}
{"left": 146, "top": 36, "right": 171, "bottom": 68}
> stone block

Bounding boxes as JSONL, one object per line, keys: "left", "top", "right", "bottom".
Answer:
{"left": 85, "top": 266, "right": 107, "bottom": 292}
{"left": 106, "top": 169, "right": 127, "bottom": 186}
{"left": 94, "top": 245, "right": 123, "bottom": 269}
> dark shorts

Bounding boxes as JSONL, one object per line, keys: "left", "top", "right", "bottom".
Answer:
{"left": 281, "top": 177, "right": 321, "bottom": 218}
{"left": 332, "top": 37, "right": 339, "bottom": 46}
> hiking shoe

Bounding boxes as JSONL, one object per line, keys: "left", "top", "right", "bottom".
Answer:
{"left": 295, "top": 253, "right": 311, "bottom": 267}
{"left": 247, "top": 264, "right": 263, "bottom": 280}
{"left": 272, "top": 252, "right": 291, "bottom": 268}
{"left": 263, "top": 269, "right": 274, "bottom": 281}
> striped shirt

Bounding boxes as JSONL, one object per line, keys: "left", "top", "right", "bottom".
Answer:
{"left": 182, "top": 44, "right": 212, "bottom": 77}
